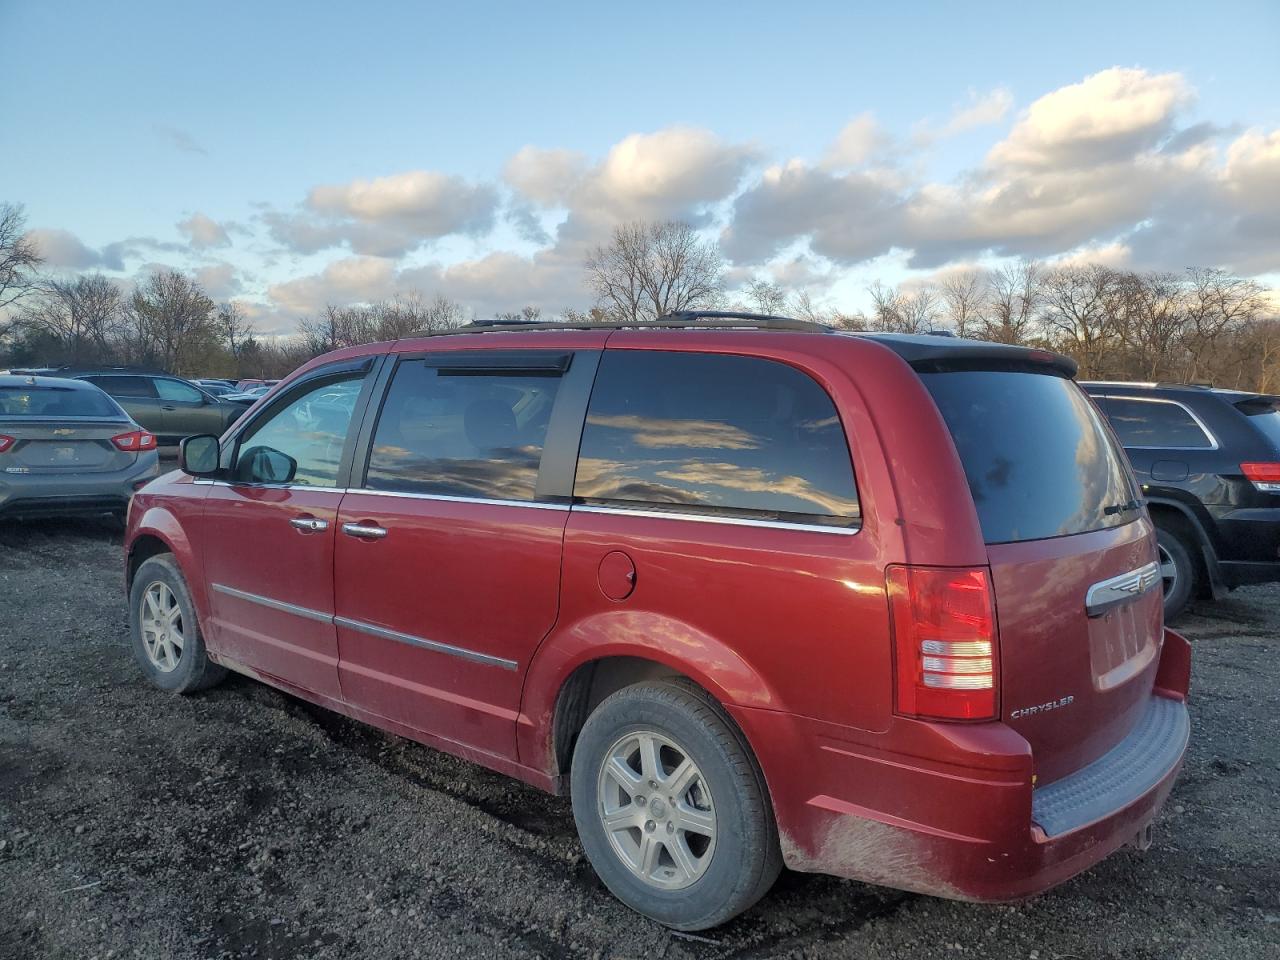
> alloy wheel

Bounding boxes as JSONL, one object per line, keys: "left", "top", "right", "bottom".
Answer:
{"left": 140, "top": 581, "right": 185, "bottom": 673}
{"left": 1157, "top": 542, "right": 1179, "bottom": 601}
{"left": 596, "top": 729, "right": 716, "bottom": 890}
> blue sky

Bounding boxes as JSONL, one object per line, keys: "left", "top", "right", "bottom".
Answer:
{"left": 3, "top": 0, "right": 1278, "bottom": 330}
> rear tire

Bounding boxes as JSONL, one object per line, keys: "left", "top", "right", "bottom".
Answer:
{"left": 570, "top": 679, "right": 781, "bottom": 930}
{"left": 1155, "top": 525, "right": 1197, "bottom": 621}
{"left": 129, "top": 554, "right": 226, "bottom": 694}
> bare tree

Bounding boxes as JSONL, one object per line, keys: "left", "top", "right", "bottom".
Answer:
{"left": 938, "top": 270, "right": 989, "bottom": 338}
{"left": 984, "top": 259, "right": 1042, "bottom": 344}
{"left": 1040, "top": 264, "right": 1118, "bottom": 378}
{"left": 14, "top": 273, "right": 124, "bottom": 365}
{"left": 585, "top": 221, "right": 723, "bottom": 322}
{"left": 217, "top": 301, "right": 252, "bottom": 360}
{"left": 868, "top": 281, "right": 938, "bottom": 333}
{"left": 1181, "top": 268, "right": 1266, "bottom": 383}
{"left": 129, "top": 270, "right": 218, "bottom": 373}
{"left": 746, "top": 279, "right": 789, "bottom": 315}
{"left": 0, "top": 202, "right": 44, "bottom": 313}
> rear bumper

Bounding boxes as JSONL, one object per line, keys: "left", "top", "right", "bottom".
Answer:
{"left": 0, "top": 455, "right": 158, "bottom": 518}
{"left": 733, "top": 629, "right": 1192, "bottom": 902}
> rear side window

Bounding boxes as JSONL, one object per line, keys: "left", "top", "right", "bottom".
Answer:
{"left": 1236, "top": 398, "right": 1280, "bottom": 450}
{"left": 364, "top": 360, "right": 563, "bottom": 501}
{"left": 1101, "top": 397, "right": 1213, "bottom": 449}
{"left": 574, "top": 351, "right": 859, "bottom": 528}
{"left": 86, "top": 375, "right": 157, "bottom": 398}
{"left": 923, "top": 371, "right": 1136, "bottom": 544}
{"left": 0, "top": 386, "right": 123, "bottom": 418}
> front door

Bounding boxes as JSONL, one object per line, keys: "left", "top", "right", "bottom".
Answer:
{"left": 154, "top": 377, "right": 227, "bottom": 443}
{"left": 201, "top": 364, "right": 374, "bottom": 701}
{"left": 332, "top": 348, "right": 589, "bottom": 759}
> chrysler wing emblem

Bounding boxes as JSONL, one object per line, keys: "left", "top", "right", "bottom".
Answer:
{"left": 1084, "top": 561, "right": 1161, "bottom": 617}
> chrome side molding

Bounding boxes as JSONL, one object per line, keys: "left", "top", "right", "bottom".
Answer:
{"left": 1084, "top": 561, "right": 1161, "bottom": 618}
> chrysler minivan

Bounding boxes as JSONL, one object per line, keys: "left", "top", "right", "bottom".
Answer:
{"left": 123, "top": 313, "right": 1191, "bottom": 930}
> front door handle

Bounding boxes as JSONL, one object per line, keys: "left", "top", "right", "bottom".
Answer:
{"left": 342, "top": 522, "right": 387, "bottom": 540}
{"left": 161, "top": 405, "right": 176, "bottom": 411}
{"left": 289, "top": 516, "right": 330, "bottom": 533}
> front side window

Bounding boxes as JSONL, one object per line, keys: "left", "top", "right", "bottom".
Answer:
{"left": 235, "top": 374, "right": 366, "bottom": 486}
{"left": 574, "top": 351, "right": 859, "bottom": 528}
{"left": 155, "top": 378, "right": 205, "bottom": 403}
{"left": 364, "top": 359, "right": 563, "bottom": 501}
{"left": 1101, "top": 397, "right": 1213, "bottom": 449}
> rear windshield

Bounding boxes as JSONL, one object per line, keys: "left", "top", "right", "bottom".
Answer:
{"left": 0, "top": 385, "right": 124, "bottom": 419}
{"left": 922, "top": 371, "right": 1137, "bottom": 544}
{"left": 1236, "top": 398, "right": 1280, "bottom": 450}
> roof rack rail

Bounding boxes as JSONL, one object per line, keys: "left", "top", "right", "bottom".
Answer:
{"left": 412, "top": 310, "right": 834, "bottom": 337}
{"left": 1154, "top": 380, "right": 1214, "bottom": 389}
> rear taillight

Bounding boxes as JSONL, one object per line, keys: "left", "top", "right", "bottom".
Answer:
{"left": 886, "top": 565, "right": 999, "bottom": 721}
{"left": 0, "top": 435, "right": 13, "bottom": 453}
{"left": 1241, "top": 462, "right": 1280, "bottom": 493}
{"left": 112, "top": 430, "right": 157, "bottom": 452}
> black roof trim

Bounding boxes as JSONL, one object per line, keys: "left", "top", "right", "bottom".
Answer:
{"left": 411, "top": 310, "right": 833, "bottom": 337}
{"left": 854, "top": 333, "right": 1078, "bottom": 378}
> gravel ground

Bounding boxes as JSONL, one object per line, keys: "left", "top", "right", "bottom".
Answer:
{"left": 1, "top": 518, "right": 1277, "bottom": 960}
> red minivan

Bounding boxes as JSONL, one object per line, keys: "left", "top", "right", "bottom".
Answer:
{"left": 123, "top": 313, "right": 1190, "bottom": 930}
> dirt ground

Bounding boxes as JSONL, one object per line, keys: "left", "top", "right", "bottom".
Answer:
{"left": 1, "top": 518, "right": 1277, "bottom": 960}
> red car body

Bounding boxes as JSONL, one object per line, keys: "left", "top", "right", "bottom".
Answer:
{"left": 124, "top": 325, "right": 1190, "bottom": 903}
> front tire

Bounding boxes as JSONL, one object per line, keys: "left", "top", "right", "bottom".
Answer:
{"left": 129, "top": 554, "right": 226, "bottom": 694}
{"left": 1156, "top": 526, "right": 1198, "bottom": 620}
{"left": 570, "top": 679, "right": 781, "bottom": 930}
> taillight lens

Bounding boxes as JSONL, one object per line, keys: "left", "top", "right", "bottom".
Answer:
{"left": 112, "top": 430, "right": 157, "bottom": 452}
{"left": 0, "top": 435, "right": 14, "bottom": 453}
{"left": 886, "top": 565, "right": 999, "bottom": 721}
{"left": 1241, "top": 462, "right": 1280, "bottom": 493}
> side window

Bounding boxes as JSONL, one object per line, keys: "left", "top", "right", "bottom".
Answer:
{"left": 575, "top": 351, "right": 860, "bottom": 528}
{"left": 155, "top": 378, "right": 205, "bottom": 403}
{"left": 235, "top": 374, "right": 366, "bottom": 486}
{"left": 1102, "top": 397, "right": 1213, "bottom": 449}
{"left": 364, "top": 359, "right": 563, "bottom": 501}
{"left": 87, "top": 375, "right": 156, "bottom": 398}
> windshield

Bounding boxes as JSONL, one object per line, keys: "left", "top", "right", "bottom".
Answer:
{"left": 0, "top": 385, "right": 125, "bottom": 419}
{"left": 922, "top": 370, "right": 1138, "bottom": 544}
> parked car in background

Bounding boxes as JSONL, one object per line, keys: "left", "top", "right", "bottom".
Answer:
{"left": 1, "top": 375, "right": 158, "bottom": 520}
{"left": 124, "top": 314, "right": 1192, "bottom": 929}
{"left": 194, "top": 379, "right": 239, "bottom": 397}
{"left": 42, "top": 369, "right": 251, "bottom": 447}
{"left": 221, "top": 385, "right": 273, "bottom": 403}
{"left": 235, "top": 378, "right": 279, "bottom": 392}
{"left": 1083, "top": 380, "right": 1280, "bottom": 618}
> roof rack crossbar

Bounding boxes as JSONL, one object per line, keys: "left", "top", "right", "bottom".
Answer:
{"left": 409, "top": 310, "right": 834, "bottom": 337}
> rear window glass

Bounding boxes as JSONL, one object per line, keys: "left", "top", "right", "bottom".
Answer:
{"left": 922, "top": 371, "right": 1137, "bottom": 544}
{"left": 0, "top": 385, "right": 123, "bottom": 418}
{"left": 1236, "top": 399, "right": 1280, "bottom": 450}
{"left": 574, "top": 351, "right": 859, "bottom": 528}
{"left": 1100, "top": 397, "right": 1213, "bottom": 449}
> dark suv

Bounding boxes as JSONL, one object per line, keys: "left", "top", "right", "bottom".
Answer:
{"left": 1082, "top": 381, "right": 1280, "bottom": 617}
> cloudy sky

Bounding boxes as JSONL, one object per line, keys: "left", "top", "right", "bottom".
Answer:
{"left": 4, "top": 0, "right": 1278, "bottom": 332}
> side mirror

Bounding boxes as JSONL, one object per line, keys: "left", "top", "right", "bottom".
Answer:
{"left": 179, "top": 435, "right": 220, "bottom": 477}
{"left": 237, "top": 445, "right": 297, "bottom": 485}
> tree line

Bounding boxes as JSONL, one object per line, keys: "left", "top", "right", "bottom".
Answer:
{"left": 2, "top": 202, "right": 1276, "bottom": 392}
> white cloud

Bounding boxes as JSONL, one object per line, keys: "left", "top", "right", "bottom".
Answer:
{"left": 989, "top": 67, "right": 1191, "bottom": 169}
{"left": 266, "top": 256, "right": 399, "bottom": 315}
{"left": 940, "top": 87, "right": 1014, "bottom": 137}
{"left": 504, "top": 146, "right": 588, "bottom": 205}
{"left": 177, "top": 212, "right": 231, "bottom": 249}
{"left": 195, "top": 261, "right": 242, "bottom": 299}
{"left": 823, "top": 113, "right": 892, "bottom": 168}
{"left": 25, "top": 228, "right": 127, "bottom": 271}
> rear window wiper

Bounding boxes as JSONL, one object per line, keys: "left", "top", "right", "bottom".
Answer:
{"left": 1102, "top": 499, "right": 1143, "bottom": 516}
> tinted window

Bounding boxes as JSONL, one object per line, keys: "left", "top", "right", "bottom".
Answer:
{"left": 87, "top": 375, "right": 156, "bottom": 398}
{"left": 575, "top": 351, "right": 859, "bottom": 527}
{"left": 1234, "top": 398, "right": 1280, "bottom": 451}
{"left": 0, "top": 385, "right": 123, "bottom": 418}
{"left": 364, "top": 360, "right": 562, "bottom": 501}
{"left": 1101, "top": 397, "right": 1212, "bottom": 449}
{"left": 155, "top": 378, "right": 205, "bottom": 403}
{"left": 236, "top": 374, "right": 366, "bottom": 486}
{"left": 923, "top": 371, "right": 1136, "bottom": 544}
